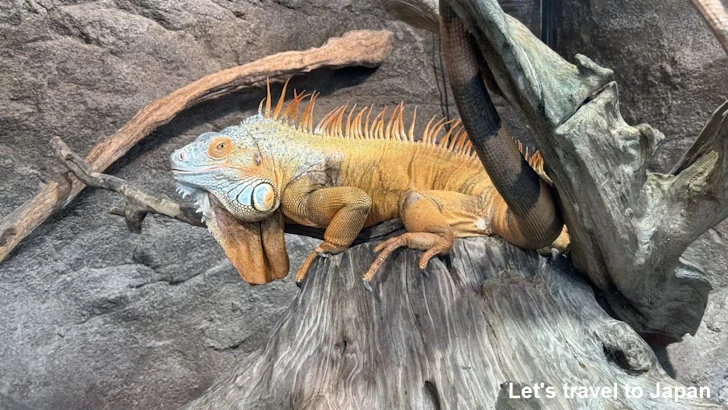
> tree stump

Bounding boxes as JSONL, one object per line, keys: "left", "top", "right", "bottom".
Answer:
{"left": 183, "top": 237, "right": 720, "bottom": 409}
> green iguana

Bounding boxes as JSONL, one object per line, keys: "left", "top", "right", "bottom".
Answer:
{"left": 170, "top": 79, "right": 569, "bottom": 290}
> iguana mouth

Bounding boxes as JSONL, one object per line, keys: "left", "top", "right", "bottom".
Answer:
{"left": 171, "top": 168, "right": 201, "bottom": 174}
{"left": 171, "top": 166, "right": 222, "bottom": 175}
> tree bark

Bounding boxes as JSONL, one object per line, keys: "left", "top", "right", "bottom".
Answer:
{"left": 184, "top": 237, "right": 720, "bottom": 409}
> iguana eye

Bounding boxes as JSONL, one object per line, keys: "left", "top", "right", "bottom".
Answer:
{"left": 208, "top": 137, "right": 232, "bottom": 158}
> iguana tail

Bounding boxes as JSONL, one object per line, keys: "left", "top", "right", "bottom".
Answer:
{"left": 439, "top": 1, "right": 563, "bottom": 249}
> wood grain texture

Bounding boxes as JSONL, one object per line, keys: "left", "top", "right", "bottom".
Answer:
{"left": 184, "top": 237, "right": 720, "bottom": 409}
{"left": 0, "top": 29, "right": 394, "bottom": 263}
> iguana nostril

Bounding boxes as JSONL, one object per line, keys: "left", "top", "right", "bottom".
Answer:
{"left": 178, "top": 151, "right": 186, "bottom": 161}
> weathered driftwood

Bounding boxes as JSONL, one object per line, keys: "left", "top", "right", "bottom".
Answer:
{"left": 0, "top": 30, "right": 394, "bottom": 263}
{"left": 385, "top": 0, "right": 727, "bottom": 339}
{"left": 184, "top": 238, "right": 720, "bottom": 409}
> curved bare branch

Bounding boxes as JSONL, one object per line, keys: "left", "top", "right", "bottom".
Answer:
{"left": 690, "top": 0, "right": 728, "bottom": 53}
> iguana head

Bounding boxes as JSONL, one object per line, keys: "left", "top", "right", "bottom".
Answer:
{"left": 170, "top": 124, "right": 289, "bottom": 285}
{"left": 170, "top": 127, "right": 280, "bottom": 222}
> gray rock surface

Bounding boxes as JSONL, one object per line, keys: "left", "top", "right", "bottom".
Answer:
{"left": 0, "top": 1, "right": 455, "bottom": 408}
{"left": 0, "top": 0, "right": 725, "bottom": 408}
{"left": 662, "top": 288, "right": 728, "bottom": 404}
{"left": 557, "top": 0, "right": 728, "bottom": 404}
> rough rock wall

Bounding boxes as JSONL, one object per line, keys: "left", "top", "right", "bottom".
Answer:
{"left": 556, "top": 0, "right": 728, "bottom": 404}
{"left": 0, "top": 1, "right": 453, "bottom": 408}
{"left": 0, "top": 0, "right": 726, "bottom": 409}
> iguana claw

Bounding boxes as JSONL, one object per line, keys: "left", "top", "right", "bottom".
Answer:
{"left": 362, "top": 232, "right": 453, "bottom": 287}
{"left": 295, "top": 241, "right": 349, "bottom": 286}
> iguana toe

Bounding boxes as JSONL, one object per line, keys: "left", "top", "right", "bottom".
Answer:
{"left": 295, "top": 242, "right": 350, "bottom": 286}
{"left": 362, "top": 232, "right": 453, "bottom": 286}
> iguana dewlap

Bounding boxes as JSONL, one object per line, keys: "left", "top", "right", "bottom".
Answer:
{"left": 170, "top": 81, "right": 569, "bottom": 288}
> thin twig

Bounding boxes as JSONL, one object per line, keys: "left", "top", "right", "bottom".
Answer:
{"left": 51, "top": 137, "right": 204, "bottom": 232}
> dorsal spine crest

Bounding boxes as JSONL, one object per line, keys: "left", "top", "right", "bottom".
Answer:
{"left": 258, "top": 78, "right": 544, "bottom": 169}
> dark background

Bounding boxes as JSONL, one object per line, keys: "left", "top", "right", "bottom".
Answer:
{"left": 0, "top": 0, "right": 726, "bottom": 408}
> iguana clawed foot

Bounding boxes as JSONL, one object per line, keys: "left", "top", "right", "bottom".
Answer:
{"left": 295, "top": 241, "right": 348, "bottom": 287}
{"left": 361, "top": 230, "right": 454, "bottom": 291}
{"left": 296, "top": 232, "right": 455, "bottom": 291}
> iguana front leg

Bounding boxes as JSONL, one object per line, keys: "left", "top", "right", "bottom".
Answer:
{"left": 282, "top": 180, "right": 372, "bottom": 286}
